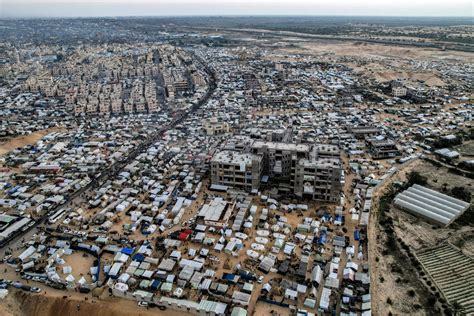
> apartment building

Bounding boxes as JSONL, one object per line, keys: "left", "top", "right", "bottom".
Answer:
{"left": 204, "top": 118, "right": 230, "bottom": 136}
{"left": 210, "top": 151, "right": 263, "bottom": 191}
{"left": 251, "top": 141, "right": 309, "bottom": 179}
{"left": 292, "top": 145, "right": 343, "bottom": 203}
{"left": 392, "top": 80, "right": 408, "bottom": 97}
{"left": 213, "top": 140, "right": 343, "bottom": 202}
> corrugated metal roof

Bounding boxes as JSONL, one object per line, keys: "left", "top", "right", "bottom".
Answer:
{"left": 394, "top": 184, "right": 470, "bottom": 226}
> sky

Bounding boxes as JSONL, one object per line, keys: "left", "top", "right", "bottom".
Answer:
{"left": 1, "top": 0, "right": 473, "bottom": 18}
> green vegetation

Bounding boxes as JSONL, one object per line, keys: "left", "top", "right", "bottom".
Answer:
{"left": 450, "top": 301, "right": 466, "bottom": 316}
{"left": 406, "top": 171, "right": 428, "bottom": 187}
{"left": 451, "top": 187, "right": 471, "bottom": 202}
{"left": 376, "top": 183, "right": 441, "bottom": 314}
{"left": 454, "top": 206, "right": 474, "bottom": 226}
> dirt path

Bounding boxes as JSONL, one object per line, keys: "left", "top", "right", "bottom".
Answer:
{"left": 0, "top": 287, "right": 187, "bottom": 316}
{"left": 368, "top": 159, "right": 421, "bottom": 316}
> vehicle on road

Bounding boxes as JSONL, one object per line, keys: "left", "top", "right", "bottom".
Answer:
{"left": 137, "top": 301, "right": 148, "bottom": 307}
{"left": 30, "top": 287, "right": 42, "bottom": 293}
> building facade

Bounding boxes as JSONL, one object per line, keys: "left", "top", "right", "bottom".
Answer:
{"left": 212, "top": 141, "right": 343, "bottom": 202}
{"left": 210, "top": 151, "right": 263, "bottom": 191}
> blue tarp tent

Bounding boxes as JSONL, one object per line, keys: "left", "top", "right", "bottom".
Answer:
{"left": 121, "top": 247, "right": 134, "bottom": 255}
{"left": 354, "top": 229, "right": 360, "bottom": 241}
{"left": 133, "top": 254, "right": 145, "bottom": 262}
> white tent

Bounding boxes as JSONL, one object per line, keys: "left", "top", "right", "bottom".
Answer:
{"left": 62, "top": 266, "right": 72, "bottom": 274}
{"left": 65, "top": 274, "right": 75, "bottom": 282}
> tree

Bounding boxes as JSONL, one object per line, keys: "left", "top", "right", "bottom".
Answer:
{"left": 406, "top": 171, "right": 427, "bottom": 187}
{"left": 451, "top": 187, "right": 471, "bottom": 203}
{"left": 450, "top": 301, "right": 465, "bottom": 316}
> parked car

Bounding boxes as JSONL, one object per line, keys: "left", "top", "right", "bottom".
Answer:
{"left": 30, "top": 287, "right": 42, "bottom": 293}
{"left": 137, "top": 301, "right": 148, "bottom": 307}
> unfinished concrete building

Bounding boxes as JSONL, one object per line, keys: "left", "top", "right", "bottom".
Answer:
{"left": 292, "top": 145, "right": 343, "bottom": 203}
{"left": 210, "top": 150, "right": 263, "bottom": 191}
{"left": 366, "top": 138, "right": 400, "bottom": 159}
{"left": 251, "top": 141, "right": 309, "bottom": 180}
{"left": 212, "top": 141, "right": 343, "bottom": 202}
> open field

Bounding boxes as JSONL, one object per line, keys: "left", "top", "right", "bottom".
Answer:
{"left": 0, "top": 128, "right": 65, "bottom": 156}
{"left": 416, "top": 243, "right": 474, "bottom": 314}
{"left": 455, "top": 140, "right": 474, "bottom": 157}
{"left": 279, "top": 41, "right": 474, "bottom": 63}
{"left": 273, "top": 40, "right": 474, "bottom": 89}
{"left": 369, "top": 158, "right": 474, "bottom": 316}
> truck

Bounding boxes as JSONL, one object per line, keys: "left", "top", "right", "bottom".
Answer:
{"left": 221, "top": 273, "right": 240, "bottom": 284}
{"left": 238, "top": 270, "right": 258, "bottom": 282}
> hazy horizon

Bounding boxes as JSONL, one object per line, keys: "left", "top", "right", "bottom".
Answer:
{"left": 2, "top": 0, "right": 473, "bottom": 18}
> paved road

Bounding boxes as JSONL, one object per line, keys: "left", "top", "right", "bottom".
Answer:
{"left": 0, "top": 53, "right": 216, "bottom": 256}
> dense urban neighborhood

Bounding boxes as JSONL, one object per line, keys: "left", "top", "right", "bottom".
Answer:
{"left": 0, "top": 16, "right": 473, "bottom": 316}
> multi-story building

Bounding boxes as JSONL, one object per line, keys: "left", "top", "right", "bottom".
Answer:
{"left": 392, "top": 86, "right": 408, "bottom": 97}
{"left": 213, "top": 140, "right": 343, "bottom": 202}
{"left": 111, "top": 100, "right": 123, "bottom": 113}
{"left": 204, "top": 119, "right": 230, "bottom": 136}
{"left": 349, "top": 126, "right": 380, "bottom": 139}
{"left": 292, "top": 145, "right": 343, "bottom": 202}
{"left": 392, "top": 80, "right": 407, "bottom": 97}
{"left": 251, "top": 141, "right": 309, "bottom": 179}
{"left": 99, "top": 101, "right": 111, "bottom": 114}
{"left": 366, "top": 138, "right": 400, "bottom": 159}
{"left": 211, "top": 151, "right": 263, "bottom": 191}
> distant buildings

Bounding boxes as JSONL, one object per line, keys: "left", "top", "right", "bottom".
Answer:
{"left": 392, "top": 81, "right": 407, "bottom": 97}
{"left": 204, "top": 118, "right": 230, "bottom": 136}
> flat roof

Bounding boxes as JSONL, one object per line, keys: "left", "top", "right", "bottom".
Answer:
{"left": 198, "top": 197, "right": 228, "bottom": 222}
{"left": 211, "top": 150, "right": 257, "bottom": 167}
{"left": 252, "top": 141, "right": 309, "bottom": 153}
{"left": 0, "top": 217, "right": 32, "bottom": 240}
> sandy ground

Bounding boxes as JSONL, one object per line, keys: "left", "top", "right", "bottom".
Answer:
{"left": 0, "top": 128, "right": 64, "bottom": 156}
{"left": 0, "top": 140, "right": 365, "bottom": 316}
{"left": 417, "top": 160, "right": 474, "bottom": 195}
{"left": 253, "top": 301, "right": 291, "bottom": 316}
{"left": 273, "top": 40, "right": 474, "bottom": 89}
{"left": 60, "top": 252, "right": 95, "bottom": 284}
{"left": 369, "top": 158, "right": 473, "bottom": 316}
{"left": 455, "top": 140, "right": 474, "bottom": 157}
{"left": 368, "top": 158, "right": 421, "bottom": 316}
{"left": 0, "top": 288, "right": 187, "bottom": 316}
{"left": 0, "top": 261, "right": 185, "bottom": 316}
{"left": 370, "top": 71, "right": 445, "bottom": 86}
{"left": 281, "top": 41, "right": 474, "bottom": 63}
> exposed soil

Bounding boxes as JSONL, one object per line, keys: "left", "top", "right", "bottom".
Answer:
{"left": 0, "top": 128, "right": 64, "bottom": 156}
{"left": 0, "top": 289, "right": 185, "bottom": 316}
{"left": 369, "top": 159, "right": 474, "bottom": 316}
